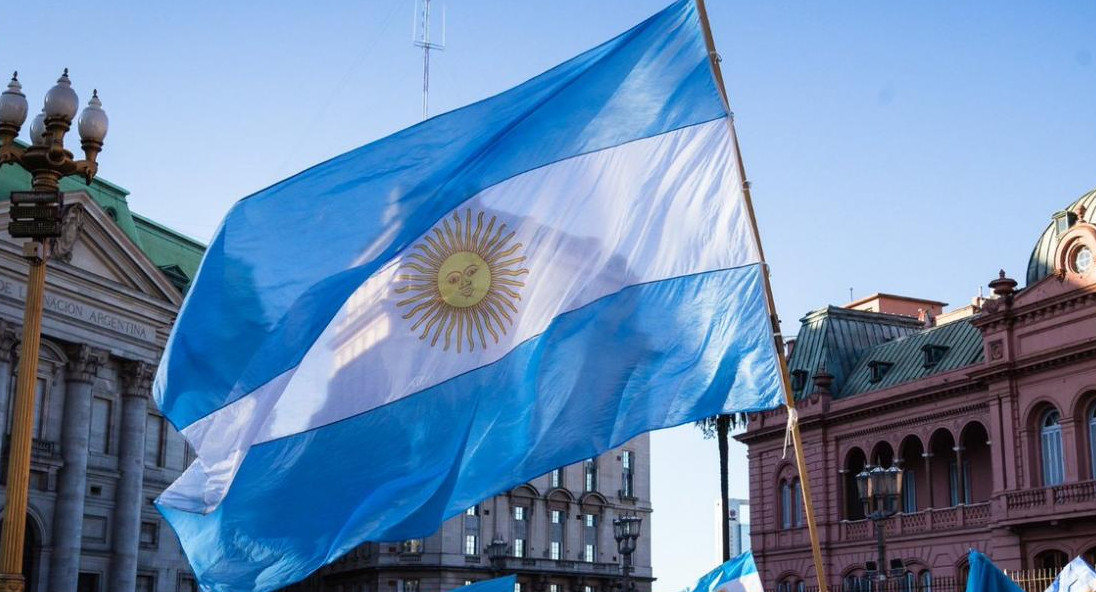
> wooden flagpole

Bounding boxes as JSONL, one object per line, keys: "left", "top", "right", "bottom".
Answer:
{"left": 693, "top": 2, "right": 830, "bottom": 591}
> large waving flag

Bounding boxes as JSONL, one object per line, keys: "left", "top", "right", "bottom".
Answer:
{"left": 451, "top": 576, "right": 518, "bottom": 592}
{"left": 683, "top": 552, "right": 764, "bottom": 592}
{"left": 155, "top": 0, "right": 784, "bottom": 590}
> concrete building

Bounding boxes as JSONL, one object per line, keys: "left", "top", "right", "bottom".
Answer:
{"left": 714, "top": 499, "right": 750, "bottom": 564}
{"left": 294, "top": 438, "right": 653, "bottom": 592}
{"left": 738, "top": 188, "right": 1096, "bottom": 590}
{"left": 0, "top": 165, "right": 204, "bottom": 592}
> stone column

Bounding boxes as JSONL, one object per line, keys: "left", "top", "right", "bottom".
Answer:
{"left": 108, "top": 360, "right": 154, "bottom": 592}
{"left": 48, "top": 345, "right": 105, "bottom": 592}
{"left": 0, "top": 320, "right": 20, "bottom": 448}
{"left": 953, "top": 446, "right": 966, "bottom": 505}
{"left": 921, "top": 452, "right": 934, "bottom": 508}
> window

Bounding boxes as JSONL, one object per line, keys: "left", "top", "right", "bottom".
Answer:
{"left": 918, "top": 571, "right": 932, "bottom": 592}
{"left": 948, "top": 460, "right": 971, "bottom": 505}
{"left": 902, "top": 470, "right": 916, "bottom": 513}
{"left": 512, "top": 505, "right": 527, "bottom": 558}
{"left": 513, "top": 538, "right": 525, "bottom": 558}
{"left": 400, "top": 580, "right": 421, "bottom": 592}
{"left": 1041, "top": 409, "right": 1065, "bottom": 486}
{"left": 797, "top": 582, "right": 806, "bottom": 592}
{"left": 549, "top": 468, "right": 562, "bottom": 489}
{"left": 921, "top": 345, "right": 950, "bottom": 369}
{"left": 792, "top": 479, "right": 804, "bottom": 527}
{"left": 465, "top": 582, "right": 474, "bottom": 588}
{"left": 464, "top": 505, "right": 481, "bottom": 555}
{"left": 1088, "top": 403, "right": 1096, "bottom": 480}
{"left": 582, "top": 514, "right": 598, "bottom": 562}
{"left": 90, "top": 397, "right": 112, "bottom": 454}
{"left": 402, "top": 539, "right": 423, "bottom": 554}
{"left": 550, "top": 509, "right": 564, "bottom": 560}
{"left": 145, "top": 414, "right": 166, "bottom": 468}
{"left": 139, "top": 521, "right": 159, "bottom": 549}
{"left": 550, "top": 585, "right": 560, "bottom": 592}
{"left": 780, "top": 481, "right": 792, "bottom": 529}
{"left": 77, "top": 573, "right": 101, "bottom": 592}
{"left": 621, "top": 450, "right": 635, "bottom": 498}
{"left": 8, "top": 377, "right": 49, "bottom": 438}
{"left": 135, "top": 574, "right": 155, "bottom": 592}
{"left": 868, "top": 361, "right": 893, "bottom": 384}
{"left": 584, "top": 459, "right": 597, "bottom": 492}
{"left": 902, "top": 572, "right": 915, "bottom": 592}
{"left": 514, "top": 583, "right": 523, "bottom": 592}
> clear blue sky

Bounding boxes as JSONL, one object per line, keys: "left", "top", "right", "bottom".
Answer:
{"left": 4, "top": 1, "right": 1094, "bottom": 590}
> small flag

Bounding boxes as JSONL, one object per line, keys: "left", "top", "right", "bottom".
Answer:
{"left": 155, "top": 1, "right": 784, "bottom": 590}
{"left": 966, "top": 551, "right": 1025, "bottom": 592}
{"left": 683, "top": 552, "right": 764, "bottom": 592}
{"left": 1046, "top": 557, "right": 1096, "bottom": 592}
{"left": 451, "top": 576, "right": 518, "bottom": 592}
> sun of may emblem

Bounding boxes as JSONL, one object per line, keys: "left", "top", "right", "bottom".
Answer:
{"left": 395, "top": 209, "right": 530, "bottom": 352}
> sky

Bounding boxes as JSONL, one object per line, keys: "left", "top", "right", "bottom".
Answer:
{"left": 4, "top": 1, "right": 1095, "bottom": 591}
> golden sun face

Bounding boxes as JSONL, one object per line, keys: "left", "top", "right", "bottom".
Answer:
{"left": 395, "top": 209, "right": 529, "bottom": 353}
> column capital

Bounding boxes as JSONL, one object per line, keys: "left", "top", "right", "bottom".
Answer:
{"left": 120, "top": 360, "right": 155, "bottom": 399}
{"left": 0, "top": 319, "right": 19, "bottom": 364}
{"left": 65, "top": 344, "right": 108, "bottom": 383}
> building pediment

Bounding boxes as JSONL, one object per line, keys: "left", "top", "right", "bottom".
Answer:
{"left": 1, "top": 191, "right": 182, "bottom": 306}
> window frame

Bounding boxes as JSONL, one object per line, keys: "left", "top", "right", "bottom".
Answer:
{"left": 1040, "top": 408, "right": 1065, "bottom": 486}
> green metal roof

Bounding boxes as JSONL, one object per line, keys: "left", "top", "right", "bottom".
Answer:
{"left": 1027, "top": 187, "right": 1096, "bottom": 286}
{"left": 838, "top": 317, "right": 984, "bottom": 397}
{"left": 786, "top": 306, "right": 925, "bottom": 400}
{"left": 1, "top": 158, "right": 206, "bottom": 292}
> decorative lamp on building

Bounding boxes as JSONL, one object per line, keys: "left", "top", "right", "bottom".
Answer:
{"left": 855, "top": 465, "right": 904, "bottom": 581}
{"left": 486, "top": 538, "right": 508, "bottom": 576}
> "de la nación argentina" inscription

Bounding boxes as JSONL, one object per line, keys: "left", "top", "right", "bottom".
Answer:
{"left": 0, "top": 277, "right": 157, "bottom": 342}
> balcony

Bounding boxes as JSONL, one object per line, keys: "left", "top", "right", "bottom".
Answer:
{"left": 1001, "top": 480, "right": 1096, "bottom": 523}
{"left": 839, "top": 503, "right": 991, "bottom": 541}
{"left": 490, "top": 556, "right": 621, "bottom": 576}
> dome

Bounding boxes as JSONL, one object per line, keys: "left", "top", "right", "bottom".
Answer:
{"left": 1027, "top": 187, "right": 1096, "bottom": 286}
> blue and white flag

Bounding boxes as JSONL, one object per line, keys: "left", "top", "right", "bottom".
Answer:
{"left": 1046, "top": 557, "right": 1096, "bottom": 592}
{"left": 155, "top": 0, "right": 784, "bottom": 590}
{"left": 451, "top": 576, "right": 517, "bottom": 592}
{"left": 966, "top": 551, "right": 1025, "bottom": 592}
{"left": 683, "top": 552, "right": 765, "bottom": 592}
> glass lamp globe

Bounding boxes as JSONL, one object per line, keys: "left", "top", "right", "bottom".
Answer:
{"left": 0, "top": 72, "right": 28, "bottom": 128}
{"left": 43, "top": 69, "right": 79, "bottom": 121}
{"left": 29, "top": 112, "right": 47, "bottom": 146}
{"left": 78, "top": 90, "right": 108, "bottom": 143}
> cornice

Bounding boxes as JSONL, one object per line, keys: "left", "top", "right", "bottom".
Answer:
{"left": 969, "top": 338, "right": 1096, "bottom": 382}
{"left": 975, "top": 283, "right": 1096, "bottom": 332}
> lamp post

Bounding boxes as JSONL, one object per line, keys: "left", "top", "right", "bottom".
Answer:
{"left": 855, "top": 466, "right": 904, "bottom": 582}
{"left": 0, "top": 69, "right": 108, "bottom": 592}
{"left": 487, "top": 538, "right": 508, "bottom": 576}
{"left": 613, "top": 515, "right": 642, "bottom": 592}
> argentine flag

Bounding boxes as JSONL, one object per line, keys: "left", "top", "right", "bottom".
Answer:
{"left": 155, "top": 1, "right": 784, "bottom": 590}
{"left": 684, "top": 553, "right": 765, "bottom": 592}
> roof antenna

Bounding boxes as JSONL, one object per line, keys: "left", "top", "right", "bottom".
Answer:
{"left": 849, "top": 287, "right": 854, "bottom": 302}
{"left": 413, "top": 0, "right": 446, "bottom": 120}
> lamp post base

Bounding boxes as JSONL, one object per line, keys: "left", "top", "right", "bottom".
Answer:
{"left": 0, "top": 573, "right": 25, "bottom": 592}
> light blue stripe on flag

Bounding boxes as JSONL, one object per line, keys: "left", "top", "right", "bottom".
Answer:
{"left": 683, "top": 552, "right": 764, "bottom": 592}
{"left": 154, "top": 0, "right": 786, "bottom": 591}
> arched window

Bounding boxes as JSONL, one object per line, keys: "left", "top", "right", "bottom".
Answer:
{"left": 1040, "top": 409, "right": 1065, "bottom": 486}
{"left": 902, "top": 572, "right": 915, "bottom": 592}
{"left": 777, "top": 580, "right": 792, "bottom": 592}
{"left": 796, "top": 581, "right": 806, "bottom": 592}
{"left": 1034, "top": 550, "right": 1068, "bottom": 571}
{"left": 843, "top": 575, "right": 859, "bottom": 592}
{"left": 919, "top": 571, "right": 932, "bottom": 592}
{"left": 1088, "top": 402, "right": 1096, "bottom": 480}
{"left": 780, "top": 481, "right": 792, "bottom": 529}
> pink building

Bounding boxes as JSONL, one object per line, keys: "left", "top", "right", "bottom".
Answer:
{"left": 738, "top": 188, "right": 1096, "bottom": 591}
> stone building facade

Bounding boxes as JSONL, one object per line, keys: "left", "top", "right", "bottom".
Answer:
{"left": 0, "top": 165, "right": 205, "bottom": 592}
{"left": 294, "top": 437, "right": 653, "bottom": 592}
{"left": 738, "top": 188, "right": 1096, "bottom": 590}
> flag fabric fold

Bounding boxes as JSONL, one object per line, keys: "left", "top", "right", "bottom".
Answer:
{"left": 1046, "top": 557, "right": 1096, "bottom": 592}
{"left": 155, "top": 1, "right": 784, "bottom": 590}
{"left": 450, "top": 576, "right": 517, "bottom": 592}
{"left": 966, "top": 551, "right": 1025, "bottom": 592}
{"left": 682, "top": 552, "right": 765, "bottom": 592}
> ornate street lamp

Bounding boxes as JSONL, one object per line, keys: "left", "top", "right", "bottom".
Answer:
{"left": 486, "top": 538, "right": 508, "bottom": 575}
{"left": 855, "top": 465, "right": 905, "bottom": 581}
{"left": 0, "top": 69, "right": 108, "bottom": 592}
{"left": 613, "top": 515, "right": 642, "bottom": 592}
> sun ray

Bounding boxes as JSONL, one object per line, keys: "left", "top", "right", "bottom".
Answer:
{"left": 411, "top": 302, "right": 444, "bottom": 333}
{"left": 396, "top": 291, "right": 435, "bottom": 307}
{"left": 485, "top": 243, "right": 523, "bottom": 263}
{"left": 471, "top": 309, "right": 488, "bottom": 349}
{"left": 452, "top": 212, "right": 465, "bottom": 251}
{"left": 491, "top": 256, "right": 527, "bottom": 269}
{"left": 464, "top": 209, "right": 473, "bottom": 251}
{"left": 471, "top": 212, "right": 486, "bottom": 251}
